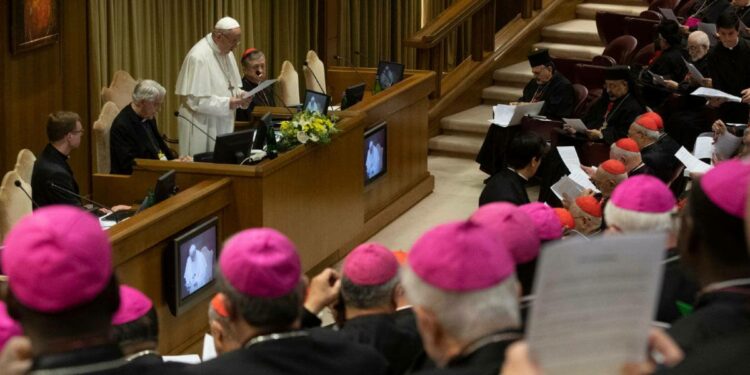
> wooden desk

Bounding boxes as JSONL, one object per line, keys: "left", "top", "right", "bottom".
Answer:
{"left": 109, "top": 178, "right": 236, "bottom": 355}
{"left": 93, "top": 69, "right": 435, "bottom": 353}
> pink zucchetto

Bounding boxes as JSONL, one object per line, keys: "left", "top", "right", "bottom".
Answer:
{"left": 518, "top": 202, "right": 564, "bottom": 241}
{"left": 408, "top": 220, "right": 515, "bottom": 292}
{"left": 2, "top": 205, "right": 112, "bottom": 313}
{"left": 700, "top": 158, "right": 750, "bottom": 219}
{"left": 343, "top": 243, "right": 399, "bottom": 285}
{"left": 610, "top": 175, "right": 676, "bottom": 213}
{"left": 112, "top": 285, "right": 154, "bottom": 326}
{"left": 219, "top": 228, "right": 301, "bottom": 298}
{"left": 0, "top": 301, "right": 22, "bottom": 352}
{"left": 472, "top": 203, "right": 541, "bottom": 263}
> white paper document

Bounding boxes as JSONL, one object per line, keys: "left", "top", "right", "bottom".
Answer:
{"left": 551, "top": 175, "right": 586, "bottom": 201}
{"left": 527, "top": 232, "right": 666, "bottom": 375}
{"left": 693, "top": 136, "right": 714, "bottom": 160}
{"left": 690, "top": 87, "right": 741, "bottom": 102}
{"left": 241, "top": 78, "right": 277, "bottom": 99}
{"left": 202, "top": 333, "right": 217, "bottom": 361}
{"left": 569, "top": 170, "right": 600, "bottom": 193}
{"left": 683, "top": 60, "right": 704, "bottom": 81}
{"left": 675, "top": 147, "right": 712, "bottom": 174}
{"left": 557, "top": 146, "right": 582, "bottom": 172}
{"left": 562, "top": 118, "right": 588, "bottom": 133}
{"left": 163, "top": 355, "right": 202, "bottom": 364}
{"left": 714, "top": 131, "right": 742, "bottom": 160}
{"left": 491, "top": 101, "right": 545, "bottom": 127}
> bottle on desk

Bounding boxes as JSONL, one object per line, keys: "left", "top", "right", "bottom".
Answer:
{"left": 373, "top": 75, "right": 382, "bottom": 94}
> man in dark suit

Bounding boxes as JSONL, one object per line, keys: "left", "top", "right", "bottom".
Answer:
{"left": 110, "top": 79, "right": 178, "bottom": 175}
{"left": 479, "top": 132, "right": 547, "bottom": 206}
{"left": 31, "top": 111, "right": 84, "bottom": 208}
{"left": 185, "top": 228, "right": 388, "bottom": 375}
{"left": 519, "top": 49, "right": 575, "bottom": 119}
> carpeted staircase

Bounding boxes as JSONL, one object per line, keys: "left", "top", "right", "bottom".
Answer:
{"left": 429, "top": 0, "right": 647, "bottom": 159}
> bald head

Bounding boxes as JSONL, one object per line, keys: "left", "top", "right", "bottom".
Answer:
{"left": 687, "top": 31, "right": 710, "bottom": 61}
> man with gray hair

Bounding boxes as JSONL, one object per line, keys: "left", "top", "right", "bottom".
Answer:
{"left": 333, "top": 243, "right": 422, "bottom": 375}
{"left": 175, "top": 17, "right": 253, "bottom": 156}
{"left": 110, "top": 79, "right": 177, "bottom": 174}
{"left": 402, "top": 220, "right": 522, "bottom": 374}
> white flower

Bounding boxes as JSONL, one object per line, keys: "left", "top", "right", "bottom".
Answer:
{"left": 297, "top": 131, "right": 309, "bottom": 144}
{"left": 310, "top": 133, "right": 319, "bottom": 142}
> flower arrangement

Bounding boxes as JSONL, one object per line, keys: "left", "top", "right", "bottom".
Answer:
{"left": 278, "top": 110, "right": 338, "bottom": 148}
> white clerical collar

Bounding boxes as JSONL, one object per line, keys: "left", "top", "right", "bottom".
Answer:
{"left": 205, "top": 33, "right": 222, "bottom": 54}
{"left": 508, "top": 167, "right": 529, "bottom": 181}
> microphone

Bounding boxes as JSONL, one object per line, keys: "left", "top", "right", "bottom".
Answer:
{"left": 303, "top": 61, "right": 326, "bottom": 94}
{"left": 14, "top": 180, "right": 38, "bottom": 209}
{"left": 48, "top": 182, "right": 114, "bottom": 219}
{"left": 272, "top": 90, "right": 298, "bottom": 119}
{"left": 334, "top": 54, "right": 367, "bottom": 85}
{"left": 173, "top": 111, "right": 217, "bottom": 142}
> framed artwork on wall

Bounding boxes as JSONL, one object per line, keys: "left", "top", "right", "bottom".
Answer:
{"left": 11, "top": 0, "right": 60, "bottom": 54}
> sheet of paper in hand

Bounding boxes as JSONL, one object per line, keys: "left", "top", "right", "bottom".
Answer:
{"left": 527, "top": 232, "right": 666, "bottom": 375}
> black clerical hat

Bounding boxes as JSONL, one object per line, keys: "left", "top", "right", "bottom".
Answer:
{"left": 604, "top": 65, "right": 630, "bottom": 81}
{"left": 528, "top": 49, "right": 552, "bottom": 67}
{"left": 658, "top": 20, "right": 683, "bottom": 46}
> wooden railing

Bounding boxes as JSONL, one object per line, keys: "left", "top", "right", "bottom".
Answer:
{"left": 404, "top": 0, "right": 543, "bottom": 99}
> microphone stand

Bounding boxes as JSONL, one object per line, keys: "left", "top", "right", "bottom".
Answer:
{"left": 303, "top": 62, "right": 326, "bottom": 94}
{"left": 49, "top": 182, "right": 120, "bottom": 223}
{"left": 14, "top": 180, "right": 39, "bottom": 209}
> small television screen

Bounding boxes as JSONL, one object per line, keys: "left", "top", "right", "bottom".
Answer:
{"left": 168, "top": 217, "right": 219, "bottom": 316}
{"left": 303, "top": 90, "right": 331, "bottom": 115}
{"left": 377, "top": 61, "right": 404, "bottom": 89}
{"left": 213, "top": 129, "right": 255, "bottom": 164}
{"left": 342, "top": 83, "right": 366, "bottom": 110}
{"left": 364, "top": 122, "right": 387, "bottom": 185}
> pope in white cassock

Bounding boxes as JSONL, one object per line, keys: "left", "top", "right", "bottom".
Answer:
{"left": 184, "top": 244, "right": 211, "bottom": 295}
{"left": 175, "top": 17, "right": 253, "bottom": 156}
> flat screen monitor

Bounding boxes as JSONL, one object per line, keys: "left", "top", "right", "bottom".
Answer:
{"left": 167, "top": 216, "right": 219, "bottom": 316}
{"left": 153, "top": 169, "right": 176, "bottom": 204}
{"left": 377, "top": 61, "right": 404, "bottom": 89}
{"left": 303, "top": 90, "right": 331, "bottom": 115}
{"left": 213, "top": 129, "right": 254, "bottom": 164}
{"left": 364, "top": 122, "right": 387, "bottom": 185}
{"left": 341, "top": 83, "right": 366, "bottom": 110}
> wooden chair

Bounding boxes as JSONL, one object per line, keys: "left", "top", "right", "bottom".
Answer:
{"left": 92, "top": 101, "right": 120, "bottom": 173}
{"left": 576, "top": 142, "right": 611, "bottom": 167}
{"left": 14, "top": 149, "right": 36, "bottom": 185}
{"left": 648, "top": 0, "right": 680, "bottom": 11}
{"left": 632, "top": 43, "right": 656, "bottom": 66}
{"left": 277, "top": 61, "right": 301, "bottom": 107}
{"left": 101, "top": 70, "right": 137, "bottom": 111}
{"left": 574, "top": 63, "right": 608, "bottom": 91}
{"left": 640, "top": 10, "right": 664, "bottom": 21}
{"left": 304, "top": 50, "right": 327, "bottom": 94}
{"left": 602, "top": 35, "right": 639, "bottom": 65}
{"left": 0, "top": 170, "right": 32, "bottom": 242}
{"left": 521, "top": 117, "right": 564, "bottom": 143}
{"left": 572, "top": 84, "right": 590, "bottom": 118}
{"left": 625, "top": 17, "right": 660, "bottom": 51}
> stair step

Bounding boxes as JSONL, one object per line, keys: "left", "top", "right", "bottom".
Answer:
{"left": 493, "top": 61, "right": 532, "bottom": 85}
{"left": 482, "top": 86, "right": 524, "bottom": 103}
{"left": 532, "top": 42, "right": 605, "bottom": 61}
{"left": 440, "top": 105, "right": 494, "bottom": 135}
{"left": 542, "top": 19, "right": 601, "bottom": 46}
{"left": 585, "top": 0, "right": 646, "bottom": 6}
{"left": 576, "top": 3, "right": 648, "bottom": 19}
{"left": 428, "top": 134, "right": 485, "bottom": 158}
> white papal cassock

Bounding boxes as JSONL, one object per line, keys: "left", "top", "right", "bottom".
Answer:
{"left": 175, "top": 34, "right": 243, "bottom": 156}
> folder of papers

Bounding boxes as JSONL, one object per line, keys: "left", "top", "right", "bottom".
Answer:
{"left": 491, "top": 101, "right": 545, "bottom": 127}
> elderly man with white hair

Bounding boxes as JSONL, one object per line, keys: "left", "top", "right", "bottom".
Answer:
{"left": 402, "top": 219, "right": 522, "bottom": 374}
{"left": 175, "top": 17, "right": 253, "bottom": 156}
{"left": 604, "top": 175, "right": 698, "bottom": 324}
{"left": 110, "top": 79, "right": 185, "bottom": 174}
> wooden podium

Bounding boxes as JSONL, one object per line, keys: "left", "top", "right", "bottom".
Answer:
{"left": 92, "top": 69, "right": 436, "bottom": 355}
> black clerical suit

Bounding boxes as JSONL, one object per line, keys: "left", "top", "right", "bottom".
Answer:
{"left": 667, "top": 287, "right": 750, "bottom": 355}
{"left": 707, "top": 37, "right": 750, "bottom": 123}
{"left": 235, "top": 77, "right": 276, "bottom": 121}
{"left": 411, "top": 331, "right": 521, "bottom": 375}
{"left": 641, "top": 135, "right": 682, "bottom": 184}
{"left": 687, "top": 0, "right": 731, "bottom": 26}
{"left": 186, "top": 329, "right": 389, "bottom": 375}
{"left": 582, "top": 92, "right": 645, "bottom": 145}
{"left": 31, "top": 344, "right": 182, "bottom": 375}
{"left": 656, "top": 328, "right": 750, "bottom": 375}
{"left": 656, "top": 249, "right": 700, "bottom": 325}
{"left": 642, "top": 46, "right": 688, "bottom": 109}
{"left": 110, "top": 104, "right": 174, "bottom": 175}
{"left": 335, "top": 314, "right": 423, "bottom": 375}
{"left": 31, "top": 144, "right": 80, "bottom": 208}
{"left": 519, "top": 71, "right": 575, "bottom": 119}
{"left": 478, "top": 168, "right": 530, "bottom": 207}
{"left": 666, "top": 56, "right": 715, "bottom": 150}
